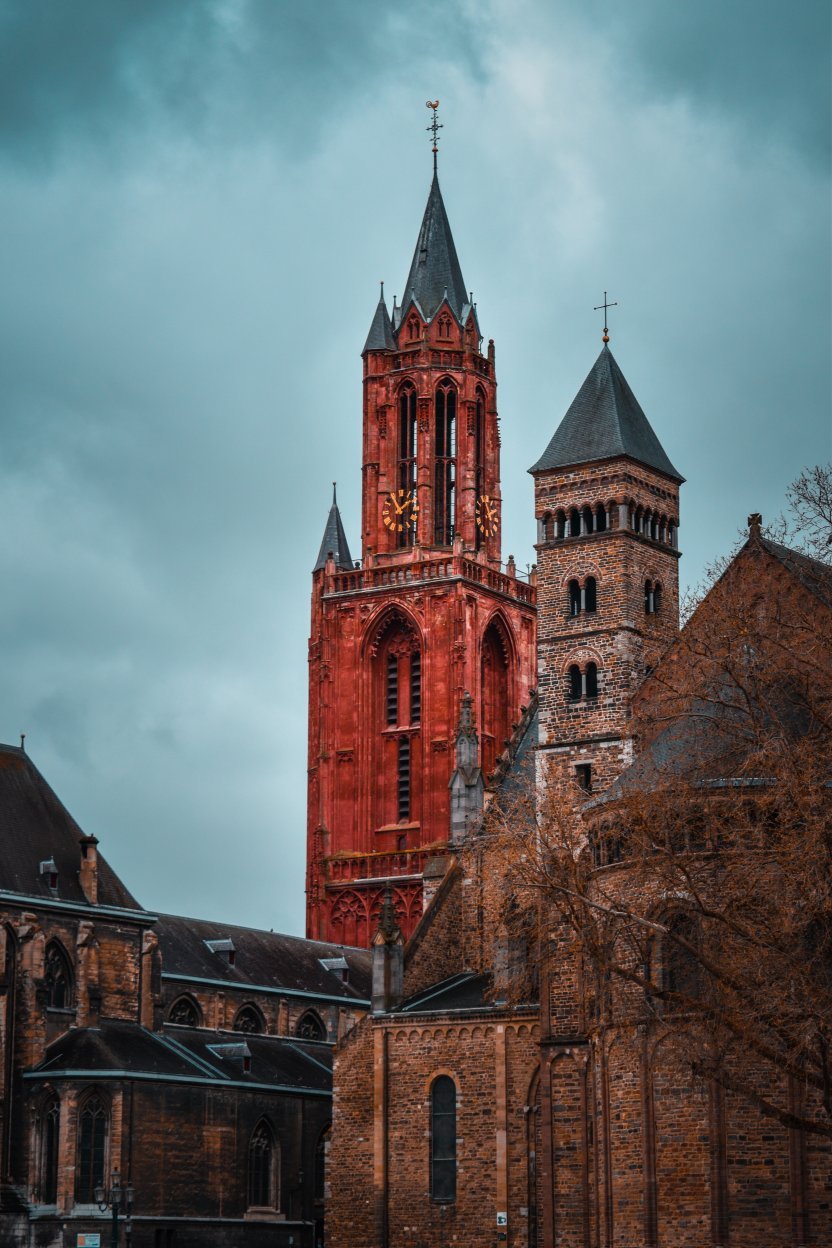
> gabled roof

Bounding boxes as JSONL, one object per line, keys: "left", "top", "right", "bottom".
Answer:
{"left": 530, "top": 345, "right": 683, "bottom": 482}
{"left": 760, "top": 536, "right": 832, "bottom": 607}
{"left": 362, "top": 285, "right": 395, "bottom": 353}
{"left": 156, "top": 912, "right": 372, "bottom": 1003}
{"left": 0, "top": 745, "right": 143, "bottom": 912}
{"left": 399, "top": 173, "right": 468, "bottom": 324}
{"left": 313, "top": 485, "right": 354, "bottom": 572}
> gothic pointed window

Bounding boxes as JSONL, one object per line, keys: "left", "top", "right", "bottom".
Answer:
{"left": 44, "top": 941, "right": 73, "bottom": 1010}
{"left": 430, "top": 1075, "right": 457, "bottom": 1202}
{"left": 397, "top": 384, "right": 418, "bottom": 548}
{"left": 481, "top": 619, "right": 511, "bottom": 780}
{"left": 233, "top": 1005, "right": 265, "bottom": 1035}
{"left": 39, "top": 1094, "right": 60, "bottom": 1204}
{"left": 168, "top": 995, "right": 200, "bottom": 1027}
{"left": 373, "top": 615, "right": 422, "bottom": 828}
{"left": 76, "top": 1093, "right": 107, "bottom": 1204}
{"left": 434, "top": 380, "right": 457, "bottom": 545}
{"left": 296, "top": 1010, "right": 326, "bottom": 1041}
{"left": 474, "top": 388, "right": 486, "bottom": 550}
{"left": 248, "top": 1120, "right": 278, "bottom": 1209}
{"left": 663, "top": 913, "right": 702, "bottom": 1006}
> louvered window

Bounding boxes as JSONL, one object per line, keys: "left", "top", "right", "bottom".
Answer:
{"left": 397, "top": 737, "right": 411, "bottom": 821}
{"left": 386, "top": 653, "right": 398, "bottom": 724}
{"left": 410, "top": 652, "right": 421, "bottom": 724}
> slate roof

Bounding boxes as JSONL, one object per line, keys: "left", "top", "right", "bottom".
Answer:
{"left": 530, "top": 345, "right": 683, "bottom": 482}
{"left": 28, "top": 1019, "right": 331, "bottom": 1094}
{"left": 156, "top": 912, "right": 372, "bottom": 1003}
{"left": 313, "top": 486, "right": 354, "bottom": 572}
{"left": 399, "top": 173, "right": 468, "bottom": 324}
{"left": 362, "top": 286, "right": 395, "bottom": 353}
{"left": 0, "top": 744, "right": 143, "bottom": 912}
{"left": 399, "top": 971, "right": 492, "bottom": 1014}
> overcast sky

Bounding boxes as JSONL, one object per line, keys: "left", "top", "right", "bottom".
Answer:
{"left": 1, "top": 0, "right": 829, "bottom": 934}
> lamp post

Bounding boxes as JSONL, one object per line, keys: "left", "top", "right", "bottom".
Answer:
{"left": 95, "top": 1169, "right": 134, "bottom": 1248}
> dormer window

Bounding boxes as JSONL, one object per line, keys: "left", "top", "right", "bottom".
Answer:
{"left": 204, "top": 938, "right": 236, "bottom": 966}
{"left": 209, "top": 1041, "right": 252, "bottom": 1073}
{"left": 39, "top": 858, "right": 58, "bottom": 893}
{"left": 319, "top": 955, "right": 350, "bottom": 984}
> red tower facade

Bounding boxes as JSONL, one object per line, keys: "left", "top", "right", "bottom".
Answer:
{"left": 306, "top": 171, "right": 537, "bottom": 946}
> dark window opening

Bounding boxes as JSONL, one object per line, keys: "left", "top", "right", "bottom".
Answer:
{"left": 556, "top": 510, "right": 566, "bottom": 539}
{"left": 168, "top": 996, "right": 200, "bottom": 1027}
{"left": 582, "top": 505, "right": 594, "bottom": 533}
{"left": 585, "top": 576, "right": 597, "bottom": 613}
{"left": 386, "top": 652, "right": 399, "bottom": 724}
{"left": 39, "top": 1095, "right": 59, "bottom": 1204}
{"left": 398, "top": 736, "right": 411, "bottom": 821}
{"left": 576, "top": 764, "right": 593, "bottom": 792}
{"left": 595, "top": 505, "right": 607, "bottom": 532}
{"left": 654, "top": 583, "right": 663, "bottom": 613}
{"left": 569, "top": 508, "right": 581, "bottom": 537}
{"left": 296, "top": 1010, "right": 326, "bottom": 1041}
{"left": 430, "top": 1075, "right": 457, "bottom": 1202}
{"left": 434, "top": 382, "right": 457, "bottom": 544}
{"left": 397, "top": 386, "right": 418, "bottom": 548}
{"left": 568, "top": 664, "right": 582, "bottom": 701}
{"left": 664, "top": 914, "right": 701, "bottom": 1003}
{"left": 474, "top": 391, "right": 485, "bottom": 550}
{"left": 248, "top": 1121, "right": 276, "bottom": 1208}
{"left": 410, "top": 651, "right": 421, "bottom": 724}
{"left": 645, "top": 580, "right": 655, "bottom": 614}
{"left": 568, "top": 580, "right": 581, "bottom": 617}
{"left": 233, "top": 1006, "right": 264, "bottom": 1035}
{"left": 76, "top": 1094, "right": 107, "bottom": 1204}
{"left": 44, "top": 942, "right": 73, "bottom": 1010}
{"left": 585, "top": 662, "right": 599, "bottom": 699}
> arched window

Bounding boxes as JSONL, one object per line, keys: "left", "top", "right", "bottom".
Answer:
{"left": 568, "top": 579, "right": 581, "bottom": 617}
{"left": 569, "top": 508, "right": 581, "bottom": 538}
{"left": 582, "top": 505, "right": 594, "bottom": 534}
{"left": 585, "top": 576, "right": 597, "bottom": 614}
{"left": 474, "top": 389, "right": 486, "bottom": 550}
{"left": 568, "top": 664, "right": 582, "bottom": 701}
{"left": 645, "top": 580, "right": 654, "bottom": 614}
{"left": 664, "top": 914, "right": 702, "bottom": 1004}
{"left": 634, "top": 506, "right": 643, "bottom": 534}
{"left": 397, "top": 384, "right": 418, "bottom": 548}
{"left": 168, "top": 995, "right": 200, "bottom": 1027}
{"left": 248, "top": 1120, "right": 278, "bottom": 1209}
{"left": 44, "top": 941, "right": 73, "bottom": 1010}
{"left": 76, "top": 1093, "right": 107, "bottom": 1204}
{"left": 296, "top": 1010, "right": 326, "bottom": 1041}
{"left": 314, "top": 1125, "right": 330, "bottom": 1203}
{"left": 373, "top": 615, "right": 422, "bottom": 827}
{"left": 585, "top": 662, "right": 599, "bottom": 699}
{"left": 38, "top": 1093, "right": 60, "bottom": 1204}
{"left": 430, "top": 1076, "right": 457, "bottom": 1202}
{"left": 595, "top": 504, "right": 607, "bottom": 532}
{"left": 233, "top": 1005, "right": 265, "bottom": 1035}
{"left": 438, "top": 315, "right": 452, "bottom": 339}
{"left": 434, "top": 380, "right": 457, "bottom": 544}
{"left": 406, "top": 316, "right": 420, "bottom": 342}
{"left": 481, "top": 620, "right": 511, "bottom": 780}
{"left": 668, "top": 520, "right": 676, "bottom": 547}
{"left": 653, "top": 583, "right": 663, "bottom": 613}
{"left": 556, "top": 510, "right": 566, "bottom": 540}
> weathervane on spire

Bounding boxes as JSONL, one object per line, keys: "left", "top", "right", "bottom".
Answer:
{"left": 594, "top": 291, "right": 618, "bottom": 344}
{"left": 425, "top": 100, "right": 442, "bottom": 173}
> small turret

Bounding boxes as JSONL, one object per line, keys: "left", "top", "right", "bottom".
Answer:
{"left": 448, "top": 691, "right": 483, "bottom": 843}
{"left": 313, "top": 482, "right": 354, "bottom": 572}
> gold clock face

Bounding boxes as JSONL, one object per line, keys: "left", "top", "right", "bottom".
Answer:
{"left": 475, "top": 493, "right": 499, "bottom": 536}
{"left": 382, "top": 488, "right": 419, "bottom": 533}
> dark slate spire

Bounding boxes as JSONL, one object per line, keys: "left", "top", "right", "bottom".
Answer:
{"left": 313, "top": 483, "right": 354, "bottom": 572}
{"left": 529, "top": 345, "right": 684, "bottom": 482}
{"left": 362, "top": 282, "right": 395, "bottom": 354}
{"left": 400, "top": 173, "right": 468, "bottom": 323}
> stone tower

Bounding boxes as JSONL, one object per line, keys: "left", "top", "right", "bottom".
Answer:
{"left": 530, "top": 341, "right": 683, "bottom": 793}
{"left": 306, "top": 168, "right": 537, "bottom": 946}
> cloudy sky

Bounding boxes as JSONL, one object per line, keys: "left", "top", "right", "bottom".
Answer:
{"left": 1, "top": 0, "right": 829, "bottom": 934}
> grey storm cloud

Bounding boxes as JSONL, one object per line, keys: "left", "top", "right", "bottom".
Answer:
{"left": 0, "top": 0, "right": 829, "bottom": 934}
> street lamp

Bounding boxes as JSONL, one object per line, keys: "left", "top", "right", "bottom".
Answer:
{"left": 95, "top": 1169, "right": 134, "bottom": 1248}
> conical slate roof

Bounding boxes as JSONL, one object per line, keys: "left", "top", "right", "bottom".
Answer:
{"left": 362, "top": 285, "right": 395, "bottom": 353}
{"left": 400, "top": 173, "right": 468, "bottom": 323}
{"left": 313, "top": 486, "right": 354, "bottom": 572}
{"left": 530, "top": 345, "right": 683, "bottom": 482}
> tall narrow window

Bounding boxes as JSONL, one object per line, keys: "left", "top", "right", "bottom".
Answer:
{"left": 386, "top": 652, "right": 399, "bottom": 724}
{"left": 76, "top": 1094, "right": 107, "bottom": 1204}
{"left": 410, "top": 651, "right": 421, "bottom": 724}
{"left": 585, "top": 663, "right": 599, "bottom": 699}
{"left": 434, "top": 381, "right": 457, "bottom": 544}
{"left": 398, "top": 736, "right": 411, "bottom": 821}
{"left": 39, "top": 1095, "right": 60, "bottom": 1204}
{"left": 248, "top": 1120, "right": 276, "bottom": 1208}
{"left": 664, "top": 914, "right": 701, "bottom": 1004}
{"left": 474, "top": 389, "right": 485, "bottom": 550}
{"left": 44, "top": 941, "right": 73, "bottom": 1010}
{"left": 568, "top": 580, "right": 581, "bottom": 617}
{"left": 430, "top": 1076, "right": 457, "bottom": 1202}
{"left": 568, "top": 665, "right": 582, "bottom": 701}
{"left": 398, "top": 385, "right": 418, "bottom": 548}
{"left": 585, "top": 577, "right": 597, "bottom": 613}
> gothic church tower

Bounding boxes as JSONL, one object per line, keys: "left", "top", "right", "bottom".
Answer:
{"left": 530, "top": 339, "right": 683, "bottom": 793}
{"left": 307, "top": 162, "right": 536, "bottom": 946}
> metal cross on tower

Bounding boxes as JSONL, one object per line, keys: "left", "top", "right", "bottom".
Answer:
{"left": 425, "top": 100, "right": 442, "bottom": 172}
{"left": 594, "top": 291, "right": 618, "bottom": 343}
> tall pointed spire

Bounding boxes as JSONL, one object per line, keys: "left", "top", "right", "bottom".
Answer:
{"left": 313, "top": 482, "right": 354, "bottom": 571}
{"left": 400, "top": 174, "right": 468, "bottom": 324}
{"left": 362, "top": 281, "right": 395, "bottom": 354}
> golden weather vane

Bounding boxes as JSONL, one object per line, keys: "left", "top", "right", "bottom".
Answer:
{"left": 426, "top": 100, "right": 442, "bottom": 172}
{"left": 594, "top": 291, "right": 618, "bottom": 343}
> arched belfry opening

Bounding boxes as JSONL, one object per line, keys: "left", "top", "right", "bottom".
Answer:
{"left": 480, "top": 616, "right": 512, "bottom": 781}
{"left": 368, "top": 610, "right": 423, "bottom": 831}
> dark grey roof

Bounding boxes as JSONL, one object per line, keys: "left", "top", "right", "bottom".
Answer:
{"left": 313, "top": 486, "right": 354, "bottom": 572}
{"left": 0, "top": 745, "right": 143, "bottom": 911}
{"left": 399, "top": 971, "right": 492, "bottom": 1014}
{"left": 362, "top": 287, "right": 395, "bottom": 353}
{"left": 529, "top": 345, "right": 683, "bottom": 482}
{"left": 399, "top": 173, "right": 468, "bottom": 324}
{"left": 29, "top": 1019, "right": 332, "bottom": 1094}
{"left": 156, "top": 912, "right": 372, "bottom": 1002}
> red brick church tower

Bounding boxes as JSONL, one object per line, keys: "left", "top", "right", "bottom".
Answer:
{"left": 306, "top": 151, "right": 536, "bottom": 946}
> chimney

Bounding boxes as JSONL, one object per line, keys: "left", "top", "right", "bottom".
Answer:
{"left": 79, "top": 835, "right": 99, "bottom": 904}
{"left": 371, "top": 887, "right": 404, "bottom": 1014}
